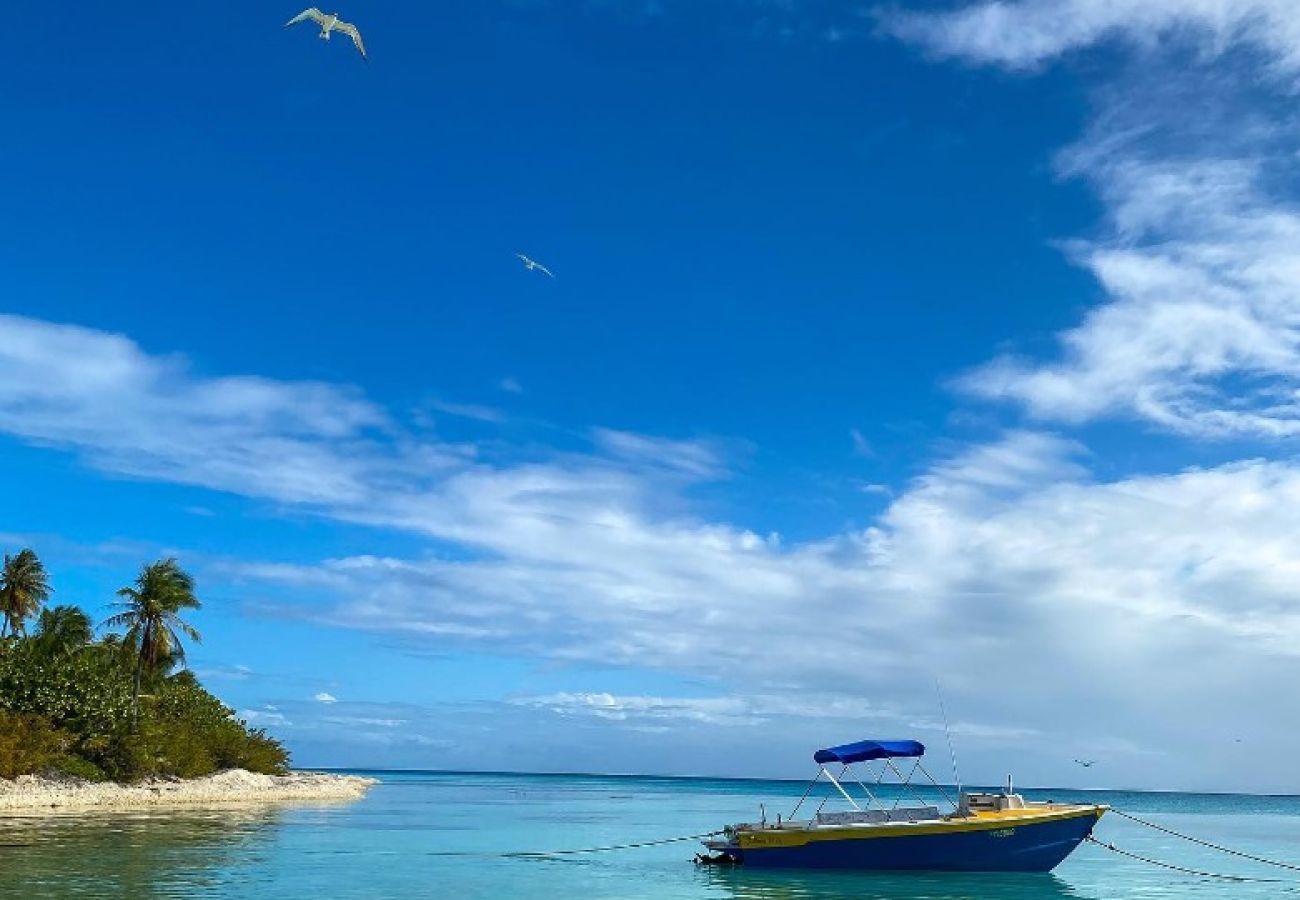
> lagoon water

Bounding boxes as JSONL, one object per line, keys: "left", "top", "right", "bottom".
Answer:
{"left": 4, "top": 770, "right": 1300, "bottom": 899}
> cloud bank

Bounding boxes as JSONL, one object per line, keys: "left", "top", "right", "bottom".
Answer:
{"left": 4, "top": 313, "right": 1300, "bottom": 785}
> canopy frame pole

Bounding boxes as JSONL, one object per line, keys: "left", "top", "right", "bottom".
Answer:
{"left": 914, "top": 761, "right": 959, "bottom": 811}
{"left": 821, "top": 766, "right": 861, "bottom": 811}
{"left": 885, "top": 759, "right": 929, "bottom": 809}
{"left": 846, "top": 764, "right": 882, "bottom": 809}
{"left": 788, "top": 767, "right": 822, "bottom": 820}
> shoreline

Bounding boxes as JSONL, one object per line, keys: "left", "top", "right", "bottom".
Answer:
{"left": 0, "top": 769, "right": 378, "bottom": 812}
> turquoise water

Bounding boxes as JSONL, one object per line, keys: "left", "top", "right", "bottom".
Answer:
{"left": 5, "top": 771, "right": 1300, "bottom": 898}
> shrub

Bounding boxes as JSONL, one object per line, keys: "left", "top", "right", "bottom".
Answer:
{"left": 0, "top": 637, "right": 292, "bottom": 781}
{"left": 43, "top": 753, "right": 107, "bottom": 782}
{"left": 0, "top": 711, "right": 70, "bottom": 778}
{"left": 211, "top": 725, "right": 290, "bottom": 776}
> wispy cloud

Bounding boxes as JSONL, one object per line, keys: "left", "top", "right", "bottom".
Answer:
{"left": 193, "top": 663, "right": 253, "bottom": 682}
{"left": 509, "top": 691, "right": 1036, "bottom": 738}
{"left": 850, "top": 427, "right": 874, "bottom": 459}
{"left": 240, "top": 706, "right": 290, "bottom": 727}
{"left": 0, "top": 314, "right": 430, "bottom": 507}
{"left": 592, "top": 428, "right": 730, "bottom": 478}
{"left": 882, "top": 0, "right": 1300, "bottom": 73}
{"left": 427, "top": 399, "right": 507, "bottom": 424}
{"left": 886, "top": 1, "right": 1300, "bottom": 440}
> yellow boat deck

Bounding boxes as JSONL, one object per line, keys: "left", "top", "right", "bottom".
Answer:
{"left": 723, "top": 803, "right": 1109, "bottom": 850}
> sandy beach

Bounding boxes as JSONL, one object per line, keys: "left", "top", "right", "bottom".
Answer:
{"left": 0, "top": 769, "right": 378, "bottom": 812}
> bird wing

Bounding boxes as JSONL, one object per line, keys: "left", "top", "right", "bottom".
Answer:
{"left": 537, "top": 264, "right": 554, "bottom": 278}
{"left": 285, "top": 7, "right": 326, "bottom": 27}
{"left": 516, "top": 253, "right": 532, "bottom": 264}
{"left": 335, "top": 21, "right": 367, "bottom": 59}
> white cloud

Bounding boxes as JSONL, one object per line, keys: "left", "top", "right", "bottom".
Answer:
{"left": 314, "top": 692, "right": 338, "bottom": 704}
{"left": 499, "top": 377, "right": 523, "bottom": 395}
{"left": 592, "top": 428, "right": 729, "bottom": 478}
{"left": 193, "top": 664, "right": 253, "bottom": 681}
{"left": 511, "top": 691, "right": 1037, "bottom": 737}
{"left": 0, "top": 313, "right": 719, "bottom": 533}
{"left": 884, "top": 1, "right": 1300, "bottom": 439}
{"left": 234, "top": 429, "right": 1300, "bottom": 787}
{"left": 850, "top": 428, "right": 874, "bottom": 459}
{"left": 883, "top": 0, "right": 1300, "bottom": 73}
{"left": 0, "top": 314, "right": 440, "bottom": 507}
{"left": 321, "top": 715, "right": 406, "bottom": 728}
{"left": 514, "top": 692, "right": 762, "bottom": 726}
{"left": 427, "top": 399, "right": 505, "bottom": 424}
{"left": 958, "top": 152, "right": 1300, "bottom": 437}
{"left": 241, "top": 707, "right": 290, "bottom": 727}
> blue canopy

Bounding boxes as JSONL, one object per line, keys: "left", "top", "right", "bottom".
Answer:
{"left": 814, "top": 739, "right": 925, "bottom": 765}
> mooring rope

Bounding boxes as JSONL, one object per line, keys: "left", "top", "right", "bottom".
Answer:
{"left": 1085, "top": 835, "right": 1275, "bottom": 882}
{"left": 1112, "top": 808, "right": 1300, "bottom": 873}
{"left": 420, "top": 829, "right": 726, "bottom": 859}
{"left": 503, "top": 829, "right": 725, "bottom": 858}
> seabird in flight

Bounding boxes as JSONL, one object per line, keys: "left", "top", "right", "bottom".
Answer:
{"left": 285, "top": 8, "right": 367, "bottom": 61}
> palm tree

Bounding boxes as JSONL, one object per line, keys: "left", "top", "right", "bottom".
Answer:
{"left": 102, "top": 558, "right": 202, "bottom": 719}
{"left": 31, "top": 605, "right": 93, "bottom": 657}
{"left": 0, "top": 548, "right": 51, "bottom": 637}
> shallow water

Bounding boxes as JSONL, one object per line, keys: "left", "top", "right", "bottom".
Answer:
{"left": 4, "top": 771, "right": 1300, "bottom": 898}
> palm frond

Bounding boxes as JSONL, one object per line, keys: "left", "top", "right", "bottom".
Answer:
{"left": 100, "top": 611, "right": 139, "bottom": 630}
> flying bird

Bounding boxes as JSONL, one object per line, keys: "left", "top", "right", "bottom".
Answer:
{"left": 1073, "top": 759, "right": 1097, "bottom": 768}
{"left": 516, "top": 253, "right": 554, "bottom": 278}
{"left": 285, "top": 8, "right": 367, "bottom": 61}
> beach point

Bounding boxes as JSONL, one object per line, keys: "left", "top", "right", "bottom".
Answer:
{"left": 0, "top": 769, "right": 377, "bottom": 812}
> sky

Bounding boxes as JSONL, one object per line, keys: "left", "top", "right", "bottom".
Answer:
{"left": 5, "top": 0, "right": 1300, "bottom": 792}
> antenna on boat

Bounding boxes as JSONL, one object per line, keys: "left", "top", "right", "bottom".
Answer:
{"left": 935, "top": 679, "right": 962, "bottom": 802}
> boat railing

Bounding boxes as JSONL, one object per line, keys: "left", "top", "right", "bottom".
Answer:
{"left": 815, "top": 806, "right": 942, "bottom": 826}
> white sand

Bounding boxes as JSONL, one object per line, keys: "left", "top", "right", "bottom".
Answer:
{"left": 0, "top": 769, "right": 378, "bottom": 811}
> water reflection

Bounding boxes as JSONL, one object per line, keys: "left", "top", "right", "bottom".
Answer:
{"left": 0, "top": 807, "right": 284, "bottom": 899}
{"left": 697, "top": 866, "right": 1096, "bottom": 900}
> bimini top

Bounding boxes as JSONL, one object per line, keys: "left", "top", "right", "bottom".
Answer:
{"left": 814, "top": 739, "right": 925, "bottom": 765}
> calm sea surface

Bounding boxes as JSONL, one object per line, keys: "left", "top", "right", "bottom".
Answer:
{"left": 5, "top": 771, "right": 1300, "bottom": 898}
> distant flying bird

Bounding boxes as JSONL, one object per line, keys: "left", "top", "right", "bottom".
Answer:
{"left": 285, "top": 8, "right": 367, "bottom": 61}
{"left": 516, "top": 253, "right": 554, "bottom": 278}
{"left": 1074, "top": 759, "right": 1097, "bottom": 768}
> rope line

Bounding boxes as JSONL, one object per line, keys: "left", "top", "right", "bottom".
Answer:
{"left": 1112, "top": 808, "right": 1300, "bottom": 873}
{"left": 421, "top": 827, "right": 728, "bottom": 858}
{"left": 502, "top": 830, "right": 725, "bottom": 858}
{"left": 1085, "top": 835, "right": 1274, "bottom": 882}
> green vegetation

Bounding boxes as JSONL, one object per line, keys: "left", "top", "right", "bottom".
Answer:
{"left": 0, "top": 549, "right": 288, "bottom": 782}
{"left": 1, "top": 549, "right": 52, "bottom": 637}
{"left": 104, "top": 558, "right": 203, "bottom": 720}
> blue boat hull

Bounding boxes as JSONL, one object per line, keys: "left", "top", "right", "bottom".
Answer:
{"left": 733, "top": 811, "right": 1102, "bottom": 872}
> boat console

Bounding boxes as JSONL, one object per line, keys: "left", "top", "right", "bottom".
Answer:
{"left": 957, "top": 791, "right": 1027, "bottom": 815}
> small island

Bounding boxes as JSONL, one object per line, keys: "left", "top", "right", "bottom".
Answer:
{"left": 0, "top": 548, "right": 375, "bottom": 810}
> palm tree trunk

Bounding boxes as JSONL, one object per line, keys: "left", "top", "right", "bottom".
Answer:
{"left": 132, "top": 650, "right": 144, "bottom": 728}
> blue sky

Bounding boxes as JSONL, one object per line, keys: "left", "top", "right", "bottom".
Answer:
{"left": 6, "top": 0, "right": 1300, "bottom": 791}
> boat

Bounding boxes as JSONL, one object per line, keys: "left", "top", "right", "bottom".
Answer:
{"left": 698, "top": 739, "right": 1107, "bottom": 872}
